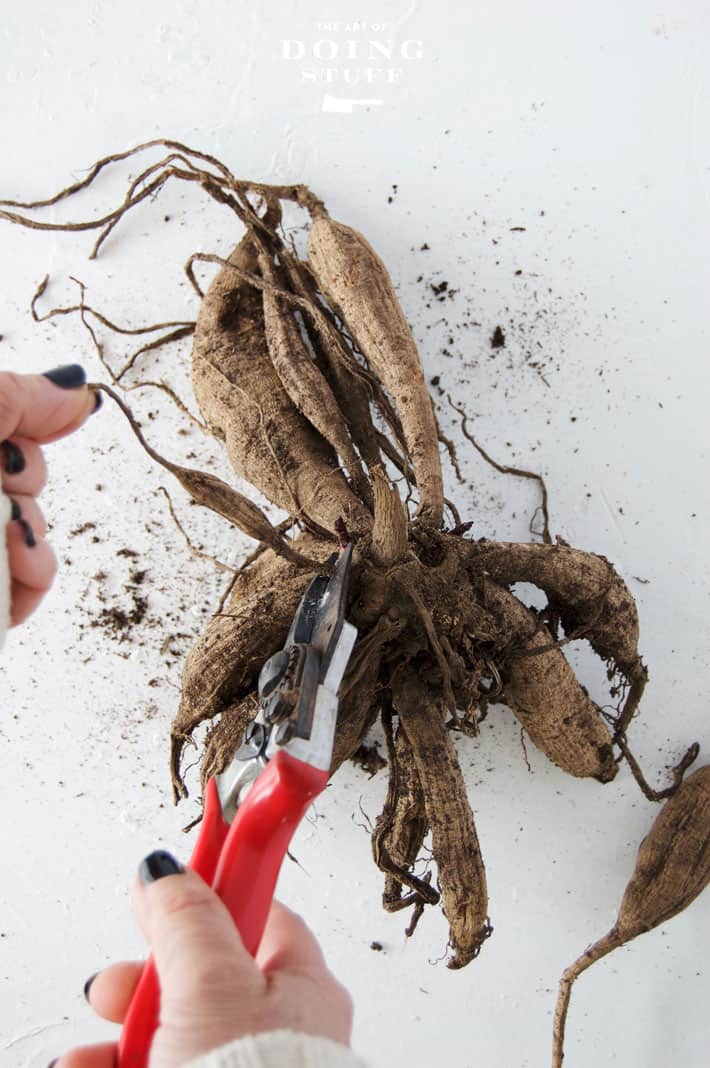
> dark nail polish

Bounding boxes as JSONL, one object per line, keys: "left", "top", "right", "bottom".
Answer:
{"left": 91, "top": 389, "right": 103, "bottom": 414}
{"left": 20, "top": 518, "right": 36, "bottom": 548}
{"left": 138, "top": 850, "right": 184, "bottom": 885}
{"left": 83, "top": 972, "right": 98, "bottom": 1002}
{"left": 1, "top": 440, "right": 26, "bottom": 475}
{"left": 42, "top": 364, "right": 87, "bottom": 389}
{"left": 8, "top": 499, "right": 36, "bottom": 546}
{"left": 48, "top": 1060, "right": 58, "bottom": 1068}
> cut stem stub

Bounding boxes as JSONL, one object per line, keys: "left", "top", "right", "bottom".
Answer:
{"left": 552, "top": 927, "right": 621, "bottom": 1068}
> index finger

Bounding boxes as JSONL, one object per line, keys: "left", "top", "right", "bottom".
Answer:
{"left": 0, "top": 367, "right": 97, "bottom": 444}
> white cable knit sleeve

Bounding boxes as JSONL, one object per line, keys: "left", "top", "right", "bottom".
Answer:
{"left": 183, "top": 1031, "right": 368, "bottom": 1068}
{"left": 0, "top": 490, "right": 11, "bottom": 649}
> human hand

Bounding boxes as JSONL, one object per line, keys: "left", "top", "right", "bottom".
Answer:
{"left": 52, "top": 852, "right": 354, "bottom": 1068}
{"left": 1, "top": 365, "right": 101, "bottom": 625}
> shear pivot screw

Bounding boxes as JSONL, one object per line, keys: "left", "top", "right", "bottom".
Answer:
{"left": 244, "top": 721, "right": 266, "bottom": 749}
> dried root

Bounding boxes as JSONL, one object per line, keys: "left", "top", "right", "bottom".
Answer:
{"left": 97, "top": 383, "right": 317, "bottom": 569}
{"left": 372, "top": 698, "right": 438, "bottom": 919}
{"left": 392, "top": 668, "right": 491, "bottom": 967}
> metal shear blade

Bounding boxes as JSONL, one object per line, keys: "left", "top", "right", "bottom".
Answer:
{"left": 285, "top": 542, "right": 354, "bottom": 740}
{"left": 219, "top": 543, "right": 357, "bottom": 811}
{"left": 310, "top": 543, "right": 353, "bottom": 673}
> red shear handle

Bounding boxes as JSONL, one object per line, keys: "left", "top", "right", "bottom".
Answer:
{"left": 212, "top": 749, "right": 328, "bottom": 953}
{"left": 117, "top": 750, "right": 328, "bottom": 1068}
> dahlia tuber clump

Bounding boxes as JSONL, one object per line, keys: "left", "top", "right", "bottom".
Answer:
{"left": 1, "top": 141, "right": 702, "bottom": 981}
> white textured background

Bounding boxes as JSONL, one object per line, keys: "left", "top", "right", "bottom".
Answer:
{"left": 1, "top": 2, "right": 708, "bottom": 1066}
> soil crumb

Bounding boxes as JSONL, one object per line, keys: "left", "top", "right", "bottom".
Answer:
{"left": 90, "top": 565, "right": 149, "bottom": 641}
{"left": 350, "top": 742, "right": 387, "bottom": 777}
{"left": 491, "top": 325, "right": 506, "bottom": 349}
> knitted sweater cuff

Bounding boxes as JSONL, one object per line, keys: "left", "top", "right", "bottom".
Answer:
{"left": 183, "top": 1030, "right": 368, "bottom": 1068}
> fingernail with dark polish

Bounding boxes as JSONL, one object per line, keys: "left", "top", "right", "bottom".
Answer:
{"left": 47, "top": 1061, "right": 58, "bottom": 1068}
{"left": 83, "top": 972, "right": 98, "bottom": 1002}
{"left": 139, "top": 850, "right": 184, "bottom": 885}
{"left": 1, "top": 440, "right": 26, "bottom": 475}
{"left": 91, "top": 389, "right": 103, "bottom": 414}
{"left": 20, "top": 519, "right": 36, "bottom": 548}
{"left": 42, "top": 364, "right": 87, "bottom": 389}
{"left": 9, "top": 498, "right": 36, "bottom": 547}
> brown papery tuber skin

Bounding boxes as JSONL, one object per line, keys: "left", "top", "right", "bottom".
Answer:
{"left": 307, "top": 214, "right": 445, "bottom": 527}
{"left": 482, "top": 577, "right": 618, "bottom": 782}
{"left": 191, "top": 231, "right": 372, "bottom": 539}
{"left": 258, "top": 246, "right": 374, "bottom": 512}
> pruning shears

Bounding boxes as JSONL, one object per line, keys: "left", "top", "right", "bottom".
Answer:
{"left": 118, "top": 543, "right": 357, "bottom": 1068}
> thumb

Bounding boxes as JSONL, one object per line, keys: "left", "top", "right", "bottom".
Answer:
{"left": 0, "top": 366, "right": 99, "bottom": 444}
{"left": 134, "top": 851, "right": 265, "bottom": 1016}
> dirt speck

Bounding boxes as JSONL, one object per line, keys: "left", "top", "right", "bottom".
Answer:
{"left": 491, "top": 325, "right": 506, "bottom": 349}
{"left": 91, "top": 596, "right": 148, "bottom": 639}
{"left": 70, "top": 521, "right": 97, "bottom": 536}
